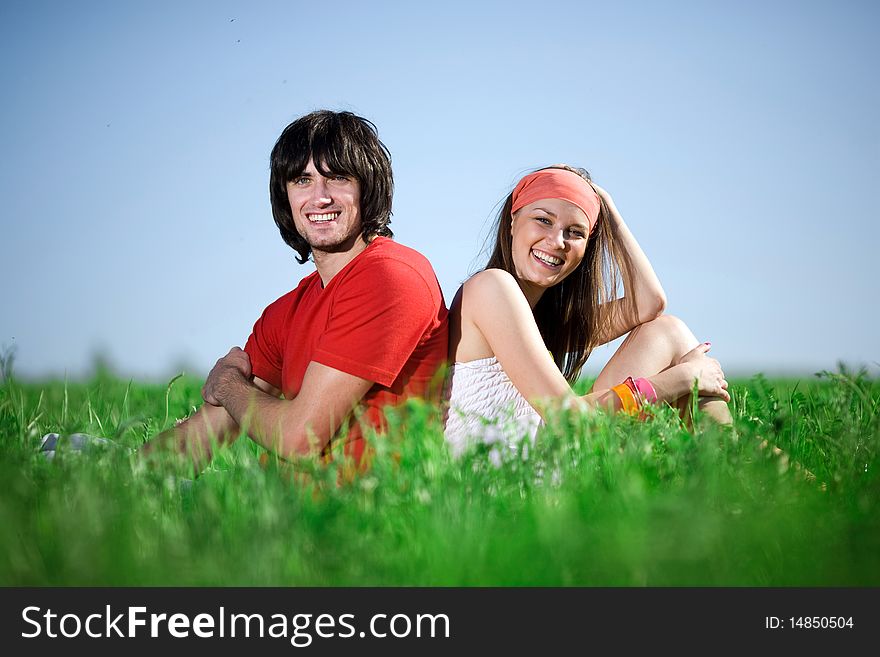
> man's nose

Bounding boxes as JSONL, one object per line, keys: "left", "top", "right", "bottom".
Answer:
{"left": 311, "top": 177, "right": 332, "bottom": 205}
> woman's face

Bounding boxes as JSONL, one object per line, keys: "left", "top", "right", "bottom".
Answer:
{"left": 510, "top": 197, "right": 590, "bottom": 297}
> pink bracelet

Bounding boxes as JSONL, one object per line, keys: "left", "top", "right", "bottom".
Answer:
{"left": 633, "top": 377, "right": 658, "bottom": 404}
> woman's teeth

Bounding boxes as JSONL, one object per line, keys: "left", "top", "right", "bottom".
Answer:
{"left": 532, "top": 250, "right": 562, "bottom": 266}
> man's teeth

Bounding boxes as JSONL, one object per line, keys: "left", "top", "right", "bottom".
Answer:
{"left": 532, "top": 250, "right": 562, "bottom": 266}
{"left": 309, "top": 212, "right": 339, "bottom": 222}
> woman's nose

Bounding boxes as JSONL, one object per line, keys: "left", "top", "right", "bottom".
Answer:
{"left": 546, "top": 229, "right": 565, "bottom": 249}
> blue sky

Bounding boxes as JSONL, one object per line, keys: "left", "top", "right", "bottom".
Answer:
{"left": 1, "top": 0, "right": 877, "bottom": 379}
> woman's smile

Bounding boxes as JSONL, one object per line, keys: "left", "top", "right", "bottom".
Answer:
{"left": 530, "top": 248, "right": 564, "bottom": 269}
{"left": 511, "top": 198, "right": 589, "bottom": 299}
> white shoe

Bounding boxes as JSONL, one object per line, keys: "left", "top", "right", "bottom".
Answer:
{"left": 39, "top": 432, "right": 121, "bottom": 459}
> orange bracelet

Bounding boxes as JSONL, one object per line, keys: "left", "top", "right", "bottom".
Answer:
{"left": 611, "top": 383, "right": 640, "bottom": 415}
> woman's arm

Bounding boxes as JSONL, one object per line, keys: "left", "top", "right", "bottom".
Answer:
{"left": 462, "top": 270, "right": 727, "bottom": 421}
{"left": 593, "top": 184, "right": 667, "bottom": 345}
{"left": 582, "top": 343, "right": 730, "bottom": 410}
{"left": 462, "top": 269, "right": 579, "bottom": 419}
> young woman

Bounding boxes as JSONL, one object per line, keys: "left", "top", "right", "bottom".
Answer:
{"left": 444, "top": 165, "right": 731, "bottom": 455}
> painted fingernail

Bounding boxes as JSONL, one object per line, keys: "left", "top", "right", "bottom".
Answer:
{"left": 704, "top": 341, "right": 711, "bottom": 346}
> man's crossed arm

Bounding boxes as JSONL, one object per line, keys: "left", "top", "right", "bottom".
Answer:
{"left": 141, "top": 348, "right": 373, "bottom": 471}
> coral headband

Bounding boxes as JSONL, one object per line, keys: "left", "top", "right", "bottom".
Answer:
{"left": 511, "top": 169, "right": 601, "bottom": 234}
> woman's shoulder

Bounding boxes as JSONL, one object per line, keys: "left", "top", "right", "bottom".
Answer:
{"left": 462, "top": 268, "right": 520, "bottom": 297}
{"left": 459, "top": 268, "right": 533, "bottom": 328}
{"left": 450, "top": 267, "right": 539, "bottom": 367}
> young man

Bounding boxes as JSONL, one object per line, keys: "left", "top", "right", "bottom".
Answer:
{"left": 141, "top": 110, "right": 448, "bottom": 470}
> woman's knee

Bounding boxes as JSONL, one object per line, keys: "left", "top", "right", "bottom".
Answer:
{"left": 638, "top": 314, "right": 689, "bottom": 336}
{"left": 640, "top": 315, "right": 698, "bottom": 353}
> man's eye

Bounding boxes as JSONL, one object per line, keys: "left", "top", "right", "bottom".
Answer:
{"left": 292, "top": 177, "right": 310, "bottom": 185}
{"left": 332, "top": 175, "right": 350, "bottom": 182}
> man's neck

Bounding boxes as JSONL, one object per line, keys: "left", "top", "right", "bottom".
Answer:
{"left": 313, "top": 235, "right": 372, "bottom": 286}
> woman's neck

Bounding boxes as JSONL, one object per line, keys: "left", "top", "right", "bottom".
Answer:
{"left": 517, "top": 279, "right": 545, "bottom": 309}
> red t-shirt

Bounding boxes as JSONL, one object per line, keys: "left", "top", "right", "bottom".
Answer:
{"left": 243, "top": 237, "right": 448, "bottom": 463}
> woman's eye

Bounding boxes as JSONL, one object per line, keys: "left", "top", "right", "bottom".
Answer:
{"left": 570, "top": 230, "right": 585, "bottom": 238}
{"left": 534, "top": 216, "right": 551, "bottom": 225}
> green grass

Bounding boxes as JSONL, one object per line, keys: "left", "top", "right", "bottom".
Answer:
{"left": 1, "top": 366, "right": 878, "bottom": 586}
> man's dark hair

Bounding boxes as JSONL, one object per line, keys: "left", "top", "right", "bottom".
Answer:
{"left": 269, "top": 110, "right": 394, "bottom": 263}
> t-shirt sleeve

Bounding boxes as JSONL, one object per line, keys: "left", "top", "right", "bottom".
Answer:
{"left": 313, "top": 257, "right": 437, "bottom": 387}
{"left": 243, "top": 299, "right": 286, "bottom": 391}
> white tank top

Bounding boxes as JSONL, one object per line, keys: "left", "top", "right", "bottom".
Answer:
{"left": 443, "top": 356, "right": 541, "bottom": 458}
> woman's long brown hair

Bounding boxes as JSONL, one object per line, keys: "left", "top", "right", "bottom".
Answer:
{"left": 484, "top": 165, "right": 638, "bottom": 383}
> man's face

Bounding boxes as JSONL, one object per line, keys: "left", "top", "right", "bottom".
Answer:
{"left": 286, "top": 158, "right": 363, "bottom": 256}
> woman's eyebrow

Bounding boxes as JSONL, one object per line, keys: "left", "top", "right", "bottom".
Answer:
{"left": 533, "top": 207, "right": 557, "bottom": 217}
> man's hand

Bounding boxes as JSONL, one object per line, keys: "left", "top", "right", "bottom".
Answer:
{"left": 202, "top": 347, "right": 252, "bottom": 406}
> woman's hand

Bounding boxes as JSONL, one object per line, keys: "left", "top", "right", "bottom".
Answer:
{"left": 589, "top": 182, "right": 615, "bottom": 210}
{"left": 676, "top": 342, "right": 730, "bottom": 402}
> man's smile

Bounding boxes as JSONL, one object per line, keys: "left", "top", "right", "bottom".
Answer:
{"left": 306, "top": 212, "right": 340, "bottom": 223}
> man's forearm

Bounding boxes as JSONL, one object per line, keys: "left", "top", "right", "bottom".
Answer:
{"left": 218, "top": 377, "right": 320, "bottom": 461}
{"left": 140, "top": 403, "right": 242, "bottom": 473}
{"left": 203, "top": 355, "right": 372, "bottom": 463}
